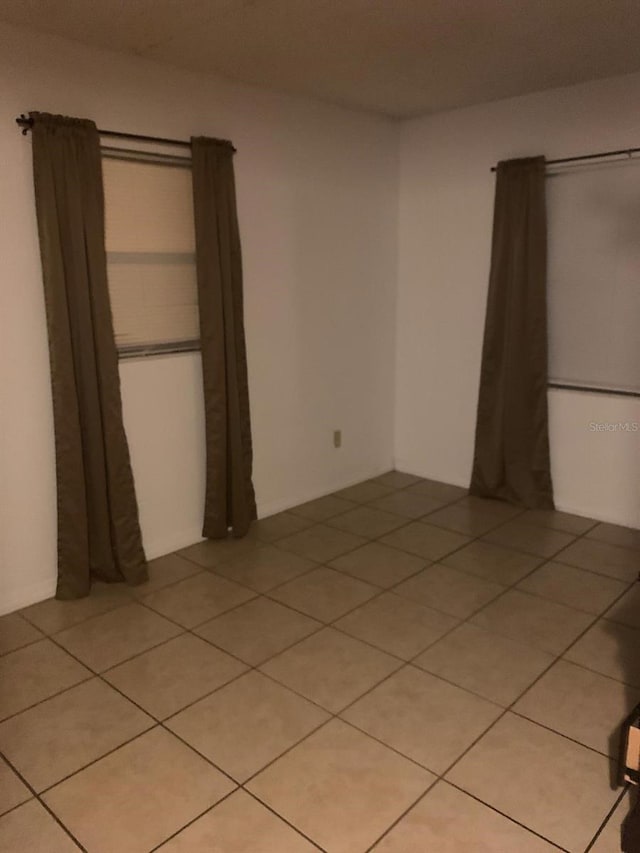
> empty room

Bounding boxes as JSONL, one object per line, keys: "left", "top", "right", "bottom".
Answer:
{"left": 0, "top": 2, "right": 639, "bottom": 851}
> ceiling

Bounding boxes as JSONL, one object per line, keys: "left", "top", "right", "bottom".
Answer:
{"left": 3, "top": 0, "right": 640, "bottom": 117}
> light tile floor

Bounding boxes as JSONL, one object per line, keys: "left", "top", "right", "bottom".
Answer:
{"left": 1, "top": 472, "right": 639, "bottom": 852}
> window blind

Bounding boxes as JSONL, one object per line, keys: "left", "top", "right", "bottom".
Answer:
{"left": 547, "top": 157, "right": 640, "bottom": 395}
{"left": 102, "top": 158, "right": 199, "bottom": 356}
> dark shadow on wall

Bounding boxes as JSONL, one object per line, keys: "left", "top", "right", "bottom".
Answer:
{"left": 605, "top": 582, "right": 640, "bottom": 852}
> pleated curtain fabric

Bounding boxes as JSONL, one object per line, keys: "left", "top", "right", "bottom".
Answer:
{"left": 191, "top": 136, "right": 257, "bottom": 538}
{"left": 31, "top": 112, "right": 148, "bottom": 599}
{"left": 623, "top": 794, "right": 640, "bottom": 852}
{"left": 469, "top": 156, "right": 555, "bottom": 509}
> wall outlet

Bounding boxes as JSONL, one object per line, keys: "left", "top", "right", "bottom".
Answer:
{"left": 333, "top": 430, "right": 342, "bottom": 448}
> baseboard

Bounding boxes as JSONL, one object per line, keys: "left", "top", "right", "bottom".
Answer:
{"left": 0, "top": 529, "right": 205, "bottom": 617}
{"left": 2, "top": 463, "right": 396, "bottom": 615}
{"left": 394, "top": 458, "right": 638, "bottom": 529}
{"left": 256, "top": 462, "right": 394, "bottom": 520}
{"left": 0, "top": 577, "right": 56, "bottom": 617}
{"left": 392, "top": 458, "right": 469, "bottom": 490}
{"left": 142, "top": 528, "right": 205, "bottom": 561}
{"left": 552, "top": 500, "right": 638, "bottom": 530}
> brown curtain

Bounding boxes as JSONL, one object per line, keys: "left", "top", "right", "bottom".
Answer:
{"left": 469, "top": 156, "right": 554, "bottom": 509}
{"left": 191, "top": 137, "right": 257, "bottom": 538}
{"left": 31, "top": 112, "right": 147, "bottom": 599}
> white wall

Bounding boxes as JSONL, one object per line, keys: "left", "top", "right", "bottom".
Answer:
{"left": 395, "top": 72, "right": 640, "bottom": 528}
{"left": 2, "top": 20, "right": 639, "bottom": 616}
{"left": 0, "top": 21, "right": 399, "bottom": 613}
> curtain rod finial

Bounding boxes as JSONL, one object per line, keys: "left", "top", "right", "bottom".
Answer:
{"left": 16, "top": 114, "right": 33, "bottom": 135}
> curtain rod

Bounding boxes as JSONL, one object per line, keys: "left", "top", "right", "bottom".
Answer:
{"left": 490, "top": 145, "right": 640, "bottom": 172}
{"left": 15, "top": 114, "right": 236, "bottom": 152}
{"left": 548, "top": 381, "right": 640, "bottom": 400}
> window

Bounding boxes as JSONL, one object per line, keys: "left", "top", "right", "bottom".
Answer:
{"left": 547, "top": 157, "right": 640, "bottom": 395}
{"left": 102, "top": 155, "right": 199, "bottom": 357}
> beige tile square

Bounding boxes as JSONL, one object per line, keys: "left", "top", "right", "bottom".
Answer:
{"left": 130, "top": 553, "right": 201, "bottom": 598}
{"left": 381, "top": 522, "right": 471, "bottom": 561}
{"left": 415, "top": 623, "right": 553, "bottom": 707}
{"left": 404, "top": 480, "right": 469, "bottom": 503}
{"left": 442, "top": 540, "right": 542, "bottom": 586}
{"left": 157, "top": 789, "right": 317, "bottom": 852}
{"left": 370, "top": 490, "right": 447, "bottom": 519}
{"left": 471, "top": 589, "right": 592, "bottom": 654}
{"left": 342, "top": 666, "right": 501, "bottom": 773}
{"left": 143, "top": 573, "right": 255, "bottom": 628}
{"left": 425, "top": 497, "right": 521, "bottom": 537}
{"left": 195, "top": 597, "right": 321, "bottom": 666}
{"left": 333, "top": 480, "right": 395, "bottom": 504}
{"left": 277, "top": 524, "right": 366, "bottom": 563}
{"left": 373, "top": 781, "right": 558, "bottom": 852}
{"left": 557, "top": 538, "right": 640, "bottom": 582}
{"left": 55, "top": 603, "right": 182, "bottom": 671}
{"left": 251, "top": 512, "right": 313, "bottom": 543}
{"left": 269, "top": 566, "right": 378, "bottom": 622}
{"left": 564, "top": 619, "right": 640, "bottom": 687}
{"left": 329, "top": 542, "right": 430, "bottom": 588}
{"left": 336, "top": 593, "right": 458, "bottom": 659}
{"left": 395, "top": 564, "right": 503, "bottom": 619}
{"left": 439, "top": 494, "right": 521, "bottom": 517}
{"left": 43, "top": 728, "right": 234, "bottom": 853}
{"left": 446, "top": 713, "right": 619, "bottom": 853}
{"left": 588, "top": 522, "right": 640, "bottom": 551}
{"left": 289, "top": 495, "right": 355, "bottom": 522}
{"left": 374, "top": 470, "right": 424, "bottom": 488}
{"left": 247, "top": 719, "right": 434, "bottom": 853}
{"left": 104, "top": 634, "right": 247, "bottom": 719}
{"left": 212, "top": 545, "right": 316, "bottom": 592}
{"left": 167, "top": 671, "right": 329, "bottom": 782}
{"left": 0, "top": 800, "right": 79, "bottom": 852}
{"left": 422, "top": 505, "right": 502, "bottom": 537}
{"left": 0, "top": 678, "right": 152, "bottom": 791}
{"left": 328, "top": 506, "right": 406, "bottom": 538}
{"left": 330, "top": 541, "right": 427, "bottom": 588}
{"left": 518, "top": 561, "right": 628, "bottom": 614}
{"left": 20, "top": 582, "right": 133, "bottom": 635}
{"left": 0, "top": 759, "right": 31, "bottom": 816}
{"left": 515, "top": 659, "right": 640, "bottom": 757}
{"left": 178, "top": 535, "right": 258, "bottom": 569}
{"left": 0, "top": 640, "right": 90, "bottom": 721}
{"left": 484, "top": 519, "right": 575, "bottom": 558}
{"left": 0, "top": 613, "right": 43, "bottom": 656}
{"left": 260, "top": 627, "right": 401, "bottom": 712}
{"left": 590, "top": 788, "right": 635, "bottom": 853}
{"left": 519, "top": 508, "right": 598, "bottom": 535}
{"left": 605, "top": 584, "right": 640, "bottom": 628}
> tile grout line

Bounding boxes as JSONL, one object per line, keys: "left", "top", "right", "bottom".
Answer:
{"left": 315, "top": 518, "right": 627, "bottom": 792}
{"left": 2, "top": 572, "right": 365, "bottom": 848}
{"left": 0, "top": 483, "right": 497, "bottom": 847}
{"left": 2, "top": 479, "right": 637, "bottom": 850}
{"left": 84, "top": 503, "right": 639, "bottom": 850}
{"left": 0, "top": 497, "right": 601, "bottom": 838}
{"left": 399, "top": 574, "right": 639, "bottom": 853}
{"left": 582, "top": 784, "right": 630, "bottom": 853}
{"left": 323, "top": 497, "right": 635, "bottom": 851}
{"left": 146, "top": 783, "right": 329, "bottom": 853}
{"left": 365, "top": 777, "right": 571, "bottom": 853}
{"left": 10, "top": 632, "right": 264, "bottom": 848}
{"left": 149, "top": 490, "right": 627, "bottom": 851}
{"left": 439, "top": 781, "right": 571, "bottom": 853}
{"left": 233, "top": 791, "right": 328, "bottom": 852}
{"left": 212, "top": 497, "right": 630, "bottom": 849}
{"left": 3, "top": 534, "right": 630, "bottom": 853}
{"left": 0, "top": 750, "right": 89, "bottom": 852}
